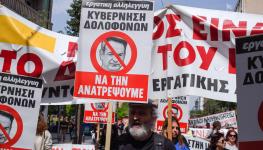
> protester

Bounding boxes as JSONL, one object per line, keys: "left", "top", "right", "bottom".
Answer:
{"left": 206, "top": 132, "right": 228, "bottom": 150}
{"left": 162, "top": 116, "right": 190, "bottom": 150}
{"left": 225, "top": 130, "right": 238, "bottom": 150}
{"left": 59, "top": 117, "right": 68, "bottom": 142}
{"left": 112, "top": 100, "right": 175, "bottom": 150}
{"left": 34, "top": 113, "right": 52, "bottom": 150}
{"left": 207, "top": 121, "right": 222, "bottom": 139}
{"left": 117, "top": 118, "right": 125, "bottom": 136}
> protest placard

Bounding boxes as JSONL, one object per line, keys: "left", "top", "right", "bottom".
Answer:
{"left": 74, "top": 0, "right": 154, "bottom": 103}
{"left": 0, "top": 73, "right": 42, "bottom": 149}
{"left": 236, "top": 34, "right": 263, "bottom": 149}
{"left": 84, "top": 102, "right": 115, "bottom": 124}
{"left": 189, "top": 111, "right": 237, "bottom": 128}
{"left": 156, "top": 96, "right": 189, "bottom": 133}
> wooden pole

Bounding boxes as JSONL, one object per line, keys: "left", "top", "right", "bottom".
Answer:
{"left": 167, "top": 97, "right": 172, "bottom": 141}
{"left": 96, "top": 123, "right": 100, "bottom": 145}
{"left": 105, "top": 102, "right": 113, "bottom": 150}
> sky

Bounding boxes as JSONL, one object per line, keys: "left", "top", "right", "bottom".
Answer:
{"left": 51, "top": 0, "right": 239, "bottom": 33}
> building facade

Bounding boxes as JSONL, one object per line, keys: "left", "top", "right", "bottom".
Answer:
{"left": 0, "top": 0, "right": 53, "bottom": 29}
{"left": 235, "top": 0, "right": 263, "bottom": 15}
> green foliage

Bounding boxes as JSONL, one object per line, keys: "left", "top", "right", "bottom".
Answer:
{"left": 117, "top": 103, "right": 129, "bottom": 118}
{"left": 65, "top": 105, "right": 76, "bottom": 116}
{"left": 190, "top": 98, "right": 237, "bottom": 118}
{"left": 66, "top": 0, "right": 81, "bottom": 36}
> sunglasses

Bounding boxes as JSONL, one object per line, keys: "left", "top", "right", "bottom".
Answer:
{"left": 229, "top": 134, "right": 237, "bottom": 137}
{"left": 172, "top": 127, "right": 180, "bottom": 130}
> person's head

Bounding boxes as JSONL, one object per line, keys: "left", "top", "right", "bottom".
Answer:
{"left": 162, "top": 116, "right": 181, "bottom": 139}
{"left": 128, "top": 99, "right": 158, "bottom": 141}
{"left": 212, "top": 121, "right": 221, "bottom": 131}
{"left": 117, "top": 118, "right": 123, "bottom": 125}
{"left": 36, "top": 113, "right": 48, "bottom": 136}
{"left": 210, "top": 132, "right": 226, "bottom": 150}
{"left": 227, "top": 126, "right": 235, "bottom": 131}
{"left": 99, "top": 37, "right": 127, "bottom": 71}
{"left": 226, "top": 130, "right": 238, "bottom": 145}
{"left": 206, "top": 122, "right": 211, "bottom": 128}
{"left": 0, "top": 111, "right": 13, "bottom": 143}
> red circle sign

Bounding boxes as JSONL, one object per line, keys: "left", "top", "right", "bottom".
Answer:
{"left": 91, "top": 103, "right": 109, "bottom": 112}
{"left": 90, "top": 31, "right": 137, "bottom": 75}
{"left": 163, "top": 103, "right": 183, "bottom": 121}
{"left": 0, "top": 104, "right": 23, "bottom": 147}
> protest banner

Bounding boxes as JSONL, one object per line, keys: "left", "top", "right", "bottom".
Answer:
{"left": 84, "top": 102, "right": 115, "bottom": 124}
{"left": 189, "top": 128, "right": 236, "bottom": 139}
{"left": 236, "top": 34, "right": 263, "bottom": 149}
{"left": 0, "top": 73, "right": 43, "bottom": 149}
{"left": 149, "top": 5, "right": 263, "bottom": 102}
{"left": 184, "top": 134, "right": 210, "bottom": 150}
{"left": 0, "top": 5, "right": 78, "bottom": 104}
{"left": 74, "top": 0, "right": 154, "bottom": 103}
{"left": 1, "top": 5, "right": 263, "bottom": 104}
{"left": 52, "top": 144, "right": 95, "bottom": 150}
{"left": 156, "top": 96, "right": 189, "bottom": 133}
{"left": 189, "top": 111, "right": 237, "bottom": 128}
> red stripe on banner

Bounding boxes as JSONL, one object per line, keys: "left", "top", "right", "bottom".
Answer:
{"left": 0, "top": 146, "right": 30, "bottom": 150}
{"left": 239, "top": 140, "right": 263, "bottom": 150}
{"left": 74, "top": 71, "right": 148, "bottom": 102}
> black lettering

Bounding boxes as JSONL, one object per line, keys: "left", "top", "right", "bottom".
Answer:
{"left": 207, "top": 78, "right": 218, "bottom": 91}
{"left": 28, "top": 90, "right": 34, "bottom": 98}
{"left": 161, "top": 78, "right": 167, "bottom": 91}
{"left": 87, "top": 11, "right": 94, "bottom": 19}
{"left": 153, "top": 79, "right": 160, "bottom": 91}
{"left": 243, "top": 72, "right": 254, "bottom": 85}
{"left": 255, "top": 71, "right": 263, "bottom": 83}
{"left": 197, "top": 75, "right": 206, "bottom": 89}
{"left": 248, "top": 56, "right": 258, "bottom": 70}
{"left": 61, "top": 86, "right": 70, "bottom": 97}
{"left": 174, "top": 76, "right": 181, "bottom": 89}
{"left": 182, "top": 74, "right": 189, "bottom": 87}
{"left": 167, "top": 77, "right": 173, "bottom": 90}
{"left": 48, "top": 86, "right": 60, "bottom": 98}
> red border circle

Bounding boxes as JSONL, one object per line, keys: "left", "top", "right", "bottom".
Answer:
{"left": 0, "top": 104, "right": 23, "bottom": 147}
{"left": 90, "top": 31, "right": 137, "bottom": 75}
{"left": 91, "top": 103, "right": 109, "bottom": 112}
{"left": 163, "top": 103, "right": 183, "bottom": 121}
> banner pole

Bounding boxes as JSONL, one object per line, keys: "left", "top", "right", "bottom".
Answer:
{"left": 96, "top": 123, "right": 100, "bottom": 147}
{"left": 105, "top": 102, "right": 113, "bottom": 150}
{"left": 167, "top": 97, "right": 172, "bottom": 141}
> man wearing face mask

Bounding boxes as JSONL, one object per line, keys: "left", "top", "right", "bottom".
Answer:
{"left": 112, "top": 100, "right": 175, "bottom": 150}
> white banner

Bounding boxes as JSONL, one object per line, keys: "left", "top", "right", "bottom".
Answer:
{"left": 0, "top": 6, "right": 78, "bottom": 104}
{"left": 236, "top": 34, "right": 263, "bottom": 149}
{"left": 184, "top": 134, "right": 210, "bottom": 150}
{"left": 189, "top": 110, "right": 237, "bottom": 128}
{"left": 0, "top": 73, "right": 43, "bottom": 149}
{"left": 52, "top": 144, "right": 95, "bottom": 150}
{"left": 156, "top": 96, "right": 189, "bottom": 133}
{"left": 149, "top": 5, "right": 263, "bottom": 102}
{"left": 189, "top": 128, "right": 236, "bottom": 139}
{"left": 1, "top": 5, "right": 263, "bottom": 104}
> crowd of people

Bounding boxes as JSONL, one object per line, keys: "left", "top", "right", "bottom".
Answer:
{"left": 31, "top": 100, "right": 238, "bottom": 150}
{"left": 104, "top": 100, "right": 238, "bottom": 150}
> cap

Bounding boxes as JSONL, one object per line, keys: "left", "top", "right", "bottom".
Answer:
{"left": 129, "top": 99, "right": 158, "bottom": 108}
